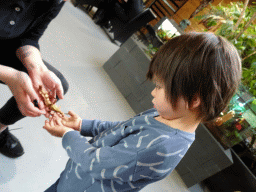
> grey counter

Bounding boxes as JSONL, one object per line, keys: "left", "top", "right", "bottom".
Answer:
{"left": 175, "top": 123, "right": 233, "bottom": 188}
{"left": 103, "top": 36, "right": 154, "bottom": 114}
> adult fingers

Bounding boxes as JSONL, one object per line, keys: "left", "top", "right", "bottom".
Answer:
{"left": 52, "top": 87, "right": 57, "bottom": 100}
{"left": 19, "top": 104, "right": 38, "bottom": 117}
{"left": 22, "top": 88, "right": 45, "bottom": 116}
{"left": 18, "top": 99, "right": 44, "bottom": 117}
{"left": 51, "top": 72, "right": 63, "bottom": 100}
{"left": 33, "top": 99, "right": 47, "bottom": 115}
{"left": 23, "top": 81, "right": 41, "bottom": 107}
{"left": 37, "top": 99, "right": 46, "bottom": 112}
{"left": 48, "top": 71, "right": 63, "bottom": 100}
{"left": 44, "top": 112, "right": 51, "bottom": 119}
{"left": 47, "top": 82, "right": 62, "bottom": 101}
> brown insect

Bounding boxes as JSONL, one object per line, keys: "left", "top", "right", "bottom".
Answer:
{"left": 38, "top": 85, "right": 64, "bottom": 116}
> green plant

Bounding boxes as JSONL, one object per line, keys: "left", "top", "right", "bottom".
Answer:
{"left": 243, "top": 63, "right": 256, "bottom": 96}
{"left": 144, "top": 44, "right": 159, "bottom": 58}
{"left": 145, "top": 28, "right": 179, "bottom": 58}
{"left": 195, "top": 2, "right": 256, "bottom": 96}
{"left": 156, "top": 28, "right": 175, "bottom": 43}
{"left": 156, "top": 29, "right": 169, "bottom": 40}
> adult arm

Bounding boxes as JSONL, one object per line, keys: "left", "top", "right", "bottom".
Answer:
{"left": 16, "top": 45, "right": 64, "bottom": 102}
{"left": 15, "top": 1, "right": 66, "bottom": 115}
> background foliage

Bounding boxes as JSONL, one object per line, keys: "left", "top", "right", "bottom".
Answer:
{"left": 196, "top": 2, "right": 256, "bottom": 96}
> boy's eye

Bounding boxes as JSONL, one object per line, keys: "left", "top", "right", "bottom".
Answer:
{"left": 155, "top": 85, "right": 161, "bottom": 89}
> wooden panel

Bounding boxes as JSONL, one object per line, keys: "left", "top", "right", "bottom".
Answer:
{"left": 144, "top": 0, "right": 155, "bottom": 7}
{"left": 163, "top": 0, "right": 179, "bottom": 12}
{"left": 155, "top": 1, "right": 175, "bottom": 17}
{"left": 162, "top": 0, "right": 178, "bottom": 13}
{"left": 172, "top": 0, "right": 188, "bottom": 8}
{"left": 142, "top": 0, "right": 246, "bottom": 34}
{"left": 173, "top": 0, "right": 200, "bottom": 23}
{"left": 144, "top": 0, "right": 189, "bottom": 29}
{"left": 151, "top": 4, "right": 165, "bottom": 18}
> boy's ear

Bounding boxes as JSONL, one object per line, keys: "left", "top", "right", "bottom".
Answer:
{"left": 189, "top": 95, "right": 201, "bottom": 109}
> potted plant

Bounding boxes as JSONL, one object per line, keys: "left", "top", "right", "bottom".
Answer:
{"left": 144, "top": 25, "right": 180, "bottom": 58}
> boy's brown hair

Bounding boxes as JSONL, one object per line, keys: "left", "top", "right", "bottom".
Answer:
{"left": 146, "top": 32, "right": 241, "bottom": 122}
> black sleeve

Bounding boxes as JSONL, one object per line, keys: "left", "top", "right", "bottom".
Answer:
{"left": 18, "top": 0, "right": 65, "bottom": 50}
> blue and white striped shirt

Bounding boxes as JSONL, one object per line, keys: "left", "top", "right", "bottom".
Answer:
{"left": 57, "top": 108, "right": 195, "bottom": 192}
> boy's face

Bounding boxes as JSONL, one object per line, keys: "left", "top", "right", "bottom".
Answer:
{"left": 151, "top": 78, "right": 189, "bottom": 121}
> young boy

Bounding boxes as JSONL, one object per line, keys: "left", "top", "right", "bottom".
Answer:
{"left": 43, "top": 32, "right": 241, "bottom": 192}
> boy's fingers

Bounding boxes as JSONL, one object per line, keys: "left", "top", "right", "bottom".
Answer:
{"left": 57, "top": 116, "right": 63, "bottom": 125}
{"left": 56, "top": 117, "right": 62, "bottom": 126}
{"left": 68, "top": 110, "right": 77, "bottom": 117}
{"left": 49, "top": 118, "right": 55, "bottom": 127}
{"left": 61, "top": 119, "right": 67, "bottom": 125}
{"left": 54, "top": 113, "right": 60, "bottom": 119}
{"left": 55, "top": 115, "right": 63, "bottom": 124}
{"left": 57, "top": 112, "right": 65, "bottom": 119}
{"left": 44, "top": 120, "right": 50, "bottom": 129}
{"left": 52, "top": 115, "right": 58, "bottom": 122}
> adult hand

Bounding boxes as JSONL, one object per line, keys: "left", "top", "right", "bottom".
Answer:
{"left": 29, "top": 69, "right": 63, "bottom": 101}
{"left": 43, "top": 113, "right": 73, "bottom": 137}
{"left": 58, "top": 110, "right": 82, "bottom": 131}
{"left": 29, "top": 69, "right": 64, "bottom": 116}
{"left": 16, "top": 45, "right": 64, "bottom": 116}
{"left": 6, "top": 71, "right": 46, "bottom": 117}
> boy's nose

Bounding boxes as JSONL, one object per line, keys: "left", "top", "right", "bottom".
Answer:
{"left": 151, "top": 88, "right": 156, "bottom": 97}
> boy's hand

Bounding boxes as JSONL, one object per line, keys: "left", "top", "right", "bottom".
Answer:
{"left": 43, "top": 114, "right": 73, "bottom": 137}
{"left": 60, "top": 110, "right": 82, "bottom": 131}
